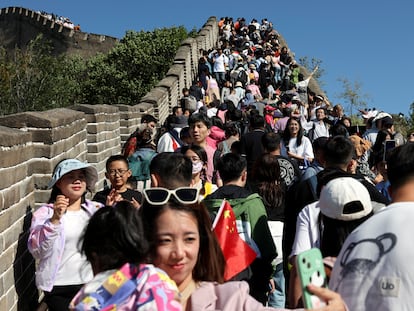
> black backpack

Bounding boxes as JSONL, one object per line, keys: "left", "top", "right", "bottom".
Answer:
{"left": 237, "top": 69, "right": 248, "bottom": 87}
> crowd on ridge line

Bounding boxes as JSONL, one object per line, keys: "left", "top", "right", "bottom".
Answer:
{"left": 26, "top": 16, "right": 414, "bottom": 311}
{"left": 37, "top": 10, "right": 81, "bottom": 31}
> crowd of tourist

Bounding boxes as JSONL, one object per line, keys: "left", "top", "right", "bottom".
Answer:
{"left": 27, "top": 16, "right": 414, "bottom": 311}
{"left": 38, "top": 10, "right": 81, "bottom": 31}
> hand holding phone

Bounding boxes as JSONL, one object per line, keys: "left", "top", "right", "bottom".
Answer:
{"left": 296, "top": 248, "right": 327, "bottom": 309}
{"left": 383, "top": 139, "right": 396, "bottom": 161}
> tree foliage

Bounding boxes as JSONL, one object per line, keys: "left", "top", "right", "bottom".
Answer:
{"left": 77, "top": 26, "right": 189, "bottom": 105}
{"left": 0, "top": 35, "right": 82, "bottom": 115}
{"left": 298, "top": 56, "right": 324, "bottom": 87}
{"left": 406, "top": 101, "right": 414, "bottom": 131}
{"left": 0, "top": 26, "right": 190, "bottom": 114}
{"left": 337, "top": 77, "right": 369, "bottom": 118}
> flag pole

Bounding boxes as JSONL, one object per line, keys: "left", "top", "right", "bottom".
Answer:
{"left": 211, "top": 199, "right": 226, "bottom": 229}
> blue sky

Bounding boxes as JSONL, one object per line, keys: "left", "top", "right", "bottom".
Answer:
{"left": 7, "top": 0, "right": 414, "bottom": 118}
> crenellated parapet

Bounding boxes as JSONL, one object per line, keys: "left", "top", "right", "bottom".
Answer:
{"left": 0, "top": 15, "right": 219, "bottom": 310}
{"left": 0, "top": 103, "right": 155, "bottom": 309}
{"left": 0, "top": 6, "right": 119, "bottom": 57}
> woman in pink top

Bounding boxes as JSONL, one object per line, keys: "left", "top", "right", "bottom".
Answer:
{"left": 206, "top": 116, "right": 226, "bottom": 149}
{"left": 206, "top": 71, "right": 221, "bottom": 103}
{"left": 140, "top": 191, "right": 347, "bottom": 311}
{"left": 271, "top": 46, "right": 282, "bottom": 85}
{"left": 28, "top": 159, "right": 104, "bottom": 311}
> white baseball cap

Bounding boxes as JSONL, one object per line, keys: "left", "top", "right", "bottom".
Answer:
{"left": 318, "top": 177, "right": 372, "bottom": 221}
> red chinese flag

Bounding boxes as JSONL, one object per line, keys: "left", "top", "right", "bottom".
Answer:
{"left": 212, "top": 200, "right": 257, "bottom": 280}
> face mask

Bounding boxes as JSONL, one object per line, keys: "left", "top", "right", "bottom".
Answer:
{"left": 192, "top": 161, "right": 203, "bottom": 175}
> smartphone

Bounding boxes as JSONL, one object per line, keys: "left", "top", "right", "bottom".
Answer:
{"left": 383, "top": 140, "right": 396, "bottom": 161}
{"left": 296, "top": 248, "right": 327, "bottom": 309}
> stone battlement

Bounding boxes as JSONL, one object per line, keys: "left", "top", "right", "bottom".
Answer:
{"left": 0, "top": 7, "right": 119, "bottom": 57}
{"left": 0, "top": 15, "right": 218, "bottom": 310}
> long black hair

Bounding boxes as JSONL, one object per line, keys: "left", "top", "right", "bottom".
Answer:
{"left": 252, "top": 153, "right": 285, "bottom": 219}
{"left": 282, "top": 117, "right": 304, "bottom": 147}
{"left": 320, "top": 212, "right": 373, "bottom": 258}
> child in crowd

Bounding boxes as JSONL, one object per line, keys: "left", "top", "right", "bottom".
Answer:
{"left": 69, "top": 201, "right": 182, "bottom": 310}
{"left": 93, "top": 155, "right": 142, "bottom": 208}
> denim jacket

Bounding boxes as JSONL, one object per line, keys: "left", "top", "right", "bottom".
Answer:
{"left": 27, "top": 200, "right": 102, "bottom": 291}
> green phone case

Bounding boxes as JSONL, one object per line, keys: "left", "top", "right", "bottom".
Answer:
{"left": 296, "top": 248, "right": 327, "bottom": 308}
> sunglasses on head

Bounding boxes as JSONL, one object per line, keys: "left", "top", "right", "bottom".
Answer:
{"left": 143, "top": 187, "right": 200, "bottom": 205}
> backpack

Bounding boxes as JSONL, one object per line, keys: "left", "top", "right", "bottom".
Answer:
{"left": 306, "top": 123, "right": 316, "bottom": 142}
{"left": 236, "top": 69, "right": 248, "bottom": 87}
{"left": 128, "top": 150, "right": 156, "bottom": 182}
{"left": 182, "top": 95, "right": 197, "bottom": 112}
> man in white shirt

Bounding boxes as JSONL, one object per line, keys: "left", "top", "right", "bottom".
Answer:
{"left": 212, "top": 48, "right": 228, "bottom": 87}
{"left": 330, "top": 143, "right": 414, "bottom": 311}
{"left": 301, "top": 107, "right": 330, "bottom": 142}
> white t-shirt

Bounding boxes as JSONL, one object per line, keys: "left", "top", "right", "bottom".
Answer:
{"left": 213, "top": 53, "right": 228, "bottom": 73}
{"left": 330, "top": 202, "right": 414, "bottom": 311}
{"left": 207, "top": 107, "right": 218, "bottom": 119}
{"left": 289, "top": 201, "right": 321, "bottom": 258}
{"left": 301, "top": 116, "right": 330, "bottom": 141}
{"left": 54, "top": 209, "right": 93, "bottom": 285}
{"left": 362, "top": 128, "right": 379, "bottom": 147}
{"left": 157, "top": 131, "right": 180, "bottom": 153}
{"left": 268, "top": 221, "right": 284, "bottom": 266}
{"left": 281, "top": 136, "right": 314, "bottom": 161}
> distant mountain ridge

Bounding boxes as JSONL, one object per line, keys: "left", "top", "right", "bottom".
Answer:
{"left": 0, "top": 6, "right": 118, "bottom": 58}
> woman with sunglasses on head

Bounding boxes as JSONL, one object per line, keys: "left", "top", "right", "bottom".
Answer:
{"left": 28, "top": 159, "right": 104, "bottom": 311}
{"left": 69, "top": 201, "right": 182, "bottom": 310}
{"left": 180, "top": 145, "right": 217, "bottom": 200}
{"left": 140, "top": 188, "right": 347, "bottom": 311}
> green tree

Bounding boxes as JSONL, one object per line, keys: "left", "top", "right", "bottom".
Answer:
{"left": 77, "top": 27, "right": 189, "bottom": 105}
{"left": 408, "top": 101, "right": 414, "bottom": 128}
{"left": 391, "top": 112, "right": 410, "bottom": 137}
{"left": 0, "top": 35, "right": 82, "bottom": 115}
{"left": 337, "top": 77, "right": 369, "bottom": 121}
{"left": 298, "top": 56, "right": 324, "bottom": 87}
{"left": 0, "top": 26, "right": 190, "bottom": 114}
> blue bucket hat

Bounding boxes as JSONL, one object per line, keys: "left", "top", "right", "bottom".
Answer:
{"left": 48, "top": 159, "right": 98, "bottom": 190}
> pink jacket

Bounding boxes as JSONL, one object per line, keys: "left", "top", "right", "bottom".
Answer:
{"left": 206, "top": 126, "right": 226, "bottom": 149}
{"left": 189, "top": 281, "right": 296, "bottom": 311}
{"left": 27, "top": 200, "right": 103, "bottom": 291}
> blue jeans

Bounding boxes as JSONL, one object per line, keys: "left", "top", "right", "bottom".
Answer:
{"left": 215, "top": 71, "right": 226, "bottom": 87}
{"left": 273, "top": 67, "right": 282, "bottom": 83}
{"left": 268, "top": 263, "right": 286, "bottom": 308}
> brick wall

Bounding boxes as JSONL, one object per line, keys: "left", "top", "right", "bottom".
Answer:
{"left": 0, "top": 16, "right": 218, "bottom": 310}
